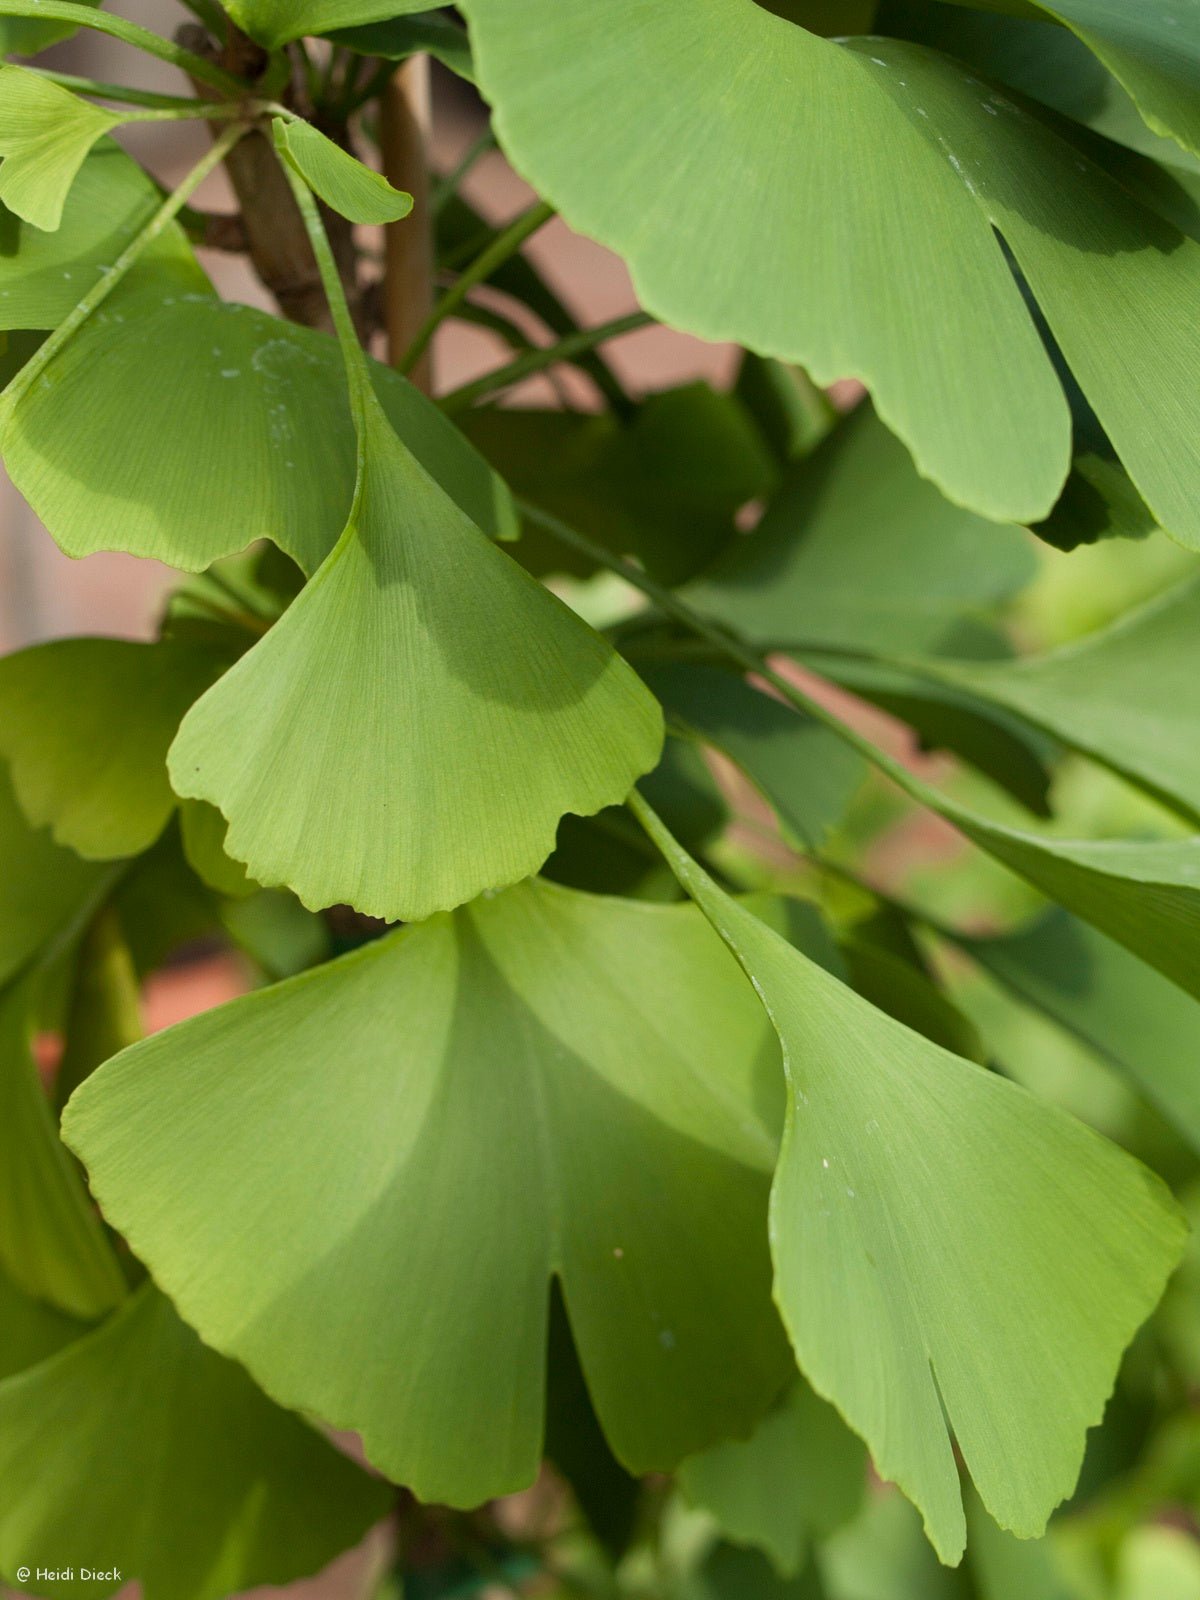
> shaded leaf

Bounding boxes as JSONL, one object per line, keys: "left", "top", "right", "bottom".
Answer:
{"left": 179, "top": 799, "right": 255, "bottom": 900}
{"left": 0, "top": 141, "right": 204, "bottom": 332}
{"left": 956, "top": 908, "right": 1200, "bottom": 1156}
{"left": 0, "top": 981, "right": 125, "bottom": 1319}
{"left": 687, "top": 405, "right": 1035, "bottom": 658}
{"left": 641, "top": 662, "right": 865, "bottom": 849}
{"left": 0, "top": 636, "right": 228, "bottom": 860}
{"left": 634, "top": 796, "right": 1186, "bottom": 1563}
{"left": 65, "top": 879, "right": 791, "bottom": 1504}
{"left": 0, "top": 765, "right": 109, "bottom": 992}
{"left": 840, "top": 921, "right": 987, "bottom": 1063}
{"left": 54, "top": 906, "right": 142, "bottom": 1111}
{"left": 0, "top": 65, "right": 117, "bottom": 230}
{"left": 965, "top": 1490, "right": 1075, "bottom": 1600}
{"left": 272, "top": 117, "right": 412, "bottom": 226}
{"left": 0, "top": 1285, "right": 393, "bottom": 1600}
{"left": 0, "top": 1264, "right": 81, "bottom": 1381}
{"left": 331, "top": 13, "right": 474, "bottom": 80}
{"left": 680, "top": 1381, "right": 866, "bottom": 1576}
{"left": 168, "top": 391, "right": 662, "bottom": 921}
{"left": 3, "top": 283, "right": 515, "bottom": 574}
{"left": 821, "top": 1491, "right": 972, "bottom": 1600}
{"left": 0, "top": 0, "right": 100, "bottom": 59}
{"left": 463, "top": 0, "right": 1200, "bottom": 541}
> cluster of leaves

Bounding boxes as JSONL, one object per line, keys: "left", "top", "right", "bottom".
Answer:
{"left": 3, "top": 0, "right": 1200, "bottom": 1597}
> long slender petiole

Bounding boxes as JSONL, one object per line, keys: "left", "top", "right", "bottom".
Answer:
{"left": 438, "top": 311, "right": 652, "bottom": 413}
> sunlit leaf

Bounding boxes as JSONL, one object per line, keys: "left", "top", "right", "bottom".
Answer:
{"left": 65, "top": 879, "right": 791, "bottom": 1503}
{"left": 463, "top": 0, "right": 1200, "bottom": 541}
{"left": 0, "top": 1285, "right": 393, "bottom": 1600}
{"left": 0, "top": 637, "right": 228, "bottom": 860}
{"left": 3, "top": 283, "right": 515, "bottom": 573}
{"left": 687, "top": 405, "right": 1035, "bottom": 657}
{"left": 634, "top": 796, "right": 1186, "bottom": 1563}
{"left": 272, "top": 117, "right": 412, "bottom": 226}
{"left": 0, "top": 65, "right": 117, "bottom": 230}
{"left": 168, "top": 392, "right": 663, "bottom": 921}
{"left": 0, "top": 141, "right": 204, "bottom": 332}
{"left": 0, "top": 981, "right": 126, "bottom": 1319}
{"left": 225, "top": 0, "right": 430, "bottom": 49}
{"left": 680, "top": 1381, "right": 866, "bottom": 1575}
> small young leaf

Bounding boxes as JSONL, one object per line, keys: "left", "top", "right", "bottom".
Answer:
{"left": 64, "top": 880, "right": 791, "bottom": 1503}
{"left": 272, "top": 117, "right": 412, "bottom": 226}
{"left": 0, "top": 982, "right": 126, "bottom": 1320}
{"left": 0, "top": 65, "right": 118, "bottom": 230}
{"left": 0, "top": 1286, "right": 393, "bottom": 1600}
{"left": 168, "top": 396, "right": 663, "bottom": 921}
{"left": 634, "top": 796, "right": 1186, "bottom": 1564}
{"left": 0, "top": 637, "right": 229, "bottom": 860}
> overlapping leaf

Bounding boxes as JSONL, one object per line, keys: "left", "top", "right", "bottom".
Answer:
{"left": 0, "top": 141, "right": 205, "bottom": 332}
{"left": 0, "top": 983, "right": 124, "bottom": 1319}
{"left": 929, "top": 573, "right": 1200, "bottom": 822}
{"left": 680, "top": 1381, "right": 866, "bottom": 1575}
{"left": 0, "top": 766, "right": 109, "bottom": 991}
{"left": 272, "top": 117, "right": 412, "bottom": 226}
{"left": 687, "top": 404, "right": 1035, "bottom": 657}
{"left": 2, "top": 283, "right": 515, "bottom": 574}
{"left": 463, "top": 0, "right": 1200, "bottom": 540}
{"left": 0, "top": 1286, "right": 392, "bottom": 1600}
{"left": 0, "top": 1265, "right": 81, "bottom": 1381}
{"left": 168, "top": 373, "right": 662, "bottom": 919}
{"left": 225, "top": 0, "right": 430, "bottom": 49}
{"left": 0, "top": 66, "right": 117, "bottom": 230}
{"left": 0, "top": 0, "right": 100, "bottom": 59}
{"left": 634, "top": 796, "right": 1186, "bottom": 1563}
{"left": 0, "top": 637, "right": 228, "bottom": 859}
{"left": 330, "top": 13, "right": 475, "bottom": 80}
{"left": 65, "top": 879, "right": 791, "bottom": 1504}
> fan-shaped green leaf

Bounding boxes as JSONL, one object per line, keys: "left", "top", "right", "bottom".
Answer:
{"left": 641, "top": 663, "right": 865, "bottom": 849}
{"left": 0, "top": 767, "right": 109, "bottom": 992}
{"left": 168, "top": 391, "right": 663, "bottom": 921}
{"left": 0, "top": 1266, "right": 81, "bottom": 1381}
{"left": 633, "top": 796, "right": 1186, "bottom": 1564}
{"left": 929, "top": 574, "right": 1200, "bottom": 822}
{"left": 0, "top": 0, "right": 100, "bottom": 59}
{"left": 225, "top": 0, "right": 430, "bottom": 49}
{"left": 272, "top": 117, "right": 412, "bottom": 226}
{"left": 3, "top": 284, "right": 516, "bottom": 573}
{"left": 687, "top": 405, "right": 1035, "bottom": 658}
{"left": 0, "top": 982, "right": 125, "bottom": 1320}
{"left": 0, "top": 1285, "right": 393, "bottom": 1600}
{"left": 956, "top": 909, "right": 1200, "bottom": 1156}
{"left": 680, "top": 1381, "right": 866, "bottom": 1576}
{"left": 64, "top": 879, "right": 790, "bottom": 1503}
{"left": 0, "top": 141, "right": 204, "bottom": 331}
{"left": 0, "top": 637, "right": 229, "bottom": 860}
{"left": 463, "top": 0, "right": 1200, "bottom": 541}
{"left": 0, "top": 65, "right": 117, "bottom": 230}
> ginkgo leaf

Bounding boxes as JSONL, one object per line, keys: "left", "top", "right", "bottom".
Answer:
{"left": 0, "top": 981, "right": 126, "bottom": 1320}
{"left": 0, "top": 141, "right": 204, "bottom": 332}
{"left": 225, "top": 0, "right": 430, "bottom": 49}
{"left": 0, "top": 0, "right": 101, "bottom": 60}
{"left": 640, "top": 663, "right": 865, "bottom": 850}
{"left": 680, "top": 1381, "right": 866, "bottom": 1576}
{"left": 0, "top": 65, "right": 118, "bottom": 230}
{"left": 632, "top": 795, "right": 1186, "bottom": 1564}
{"left": 686, "top": 404, "right": 1035, "bottom": 657}
{"left": 0, "top": 636, "right": 229, "bottom": 860}
{"left": 0, "top": 1265, "right": 81, "bottom": 1381}
{"left": 956, "top": 909, "right": 1200, "bottom": 1157}
{"left": 928, "top": 574, "right": 1200, "bottom": 823}
{"left": 168, "top": 392, "right": 663, "bottom": 921}
{"left": 330, "top": 13, "right": 474, "bottom": 81}
{"left": 64, "top": 879, "right": 792, "bottom": 1504}
{"left": 462, "top": 0, "right": 1200, "bottom": 541}
{"left": 179, "top": 800, "right": 255, "bottom": 900}
{"left": 3, "top": 283, "right": 516, "bottom": 573}
{"left": 272, "top": 118, "right": 412, "bottom": 226}
{"left": 0, "top": 766, "right": 110, "bottom": 992}
{"left": 0, "top": 1285, "right": 393, "bottom": 1600}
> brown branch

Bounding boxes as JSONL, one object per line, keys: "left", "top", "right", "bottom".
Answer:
{"left": 380, "top": 57, "right": 434, "bottom": 387}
